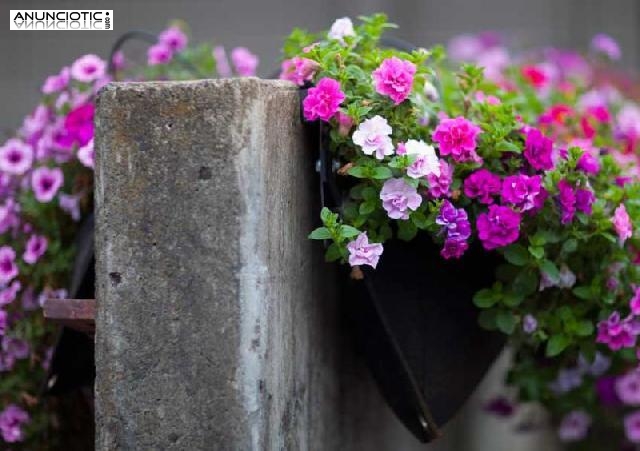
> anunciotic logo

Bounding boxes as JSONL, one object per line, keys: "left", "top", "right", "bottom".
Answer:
{"left": 10, "top": 10, "right": 113, "bottom": 31}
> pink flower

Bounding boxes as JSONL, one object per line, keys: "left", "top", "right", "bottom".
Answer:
{"left": 328, "top": 17, "right": 355, "bottom": 42}
{"left": 352, "top": 116, "right": 394, "bottom": 160}
{"left": 591, "top": 34, "right": 621, "bottom": 60}
{"left": 59, "top": 193, "right": 82, "bottom": 221}
{"left": 0, "top": 200, "right": 19, "bottom": 235}
{"left": 427, "top": 160, "right": 453, "bottom": 198}
{"left": 279, "top": 57, "right": 318, "bottom": 86}
{"left": 379, "top": 178, "right": 422, "bottom": 220}
{"left": 476, "top": 205, "right": 521, "bottom": 250}
{"left": 41, "top": 67, "right": 70, "bottom": 94}
{"left": 31, "top": 167, "right": 63, "bottom": 203}
{"left": 523, "top": 128, "right": 554, "bottom": 170}
{"left": 0, "top": 404, "right": 29, "bottom": 443}
{"left": 60, "top": 103, "right": 94, "bottom": 148}
{"left": 432, "top": 116, "right": 483, "bottom": 163}
{"left": 616, "top": 370, "right": 640, "bottom": 405}
{"left": 302, "top": 78, "right": 345, "bottom": 122}
{"left": 336, "top": 112, "right": 353, "bottom": 136}
{"left": 557, "top": 180, "right": 576, "bottom": 224}
{"left": 70, "top": 54, "right": 106, "bottom": 83}
{"left": 372, "top": 57, "right": 416, "bottom": 105}
{"left": 597, "top": 311, "right": 640, "bottom": 350}
{"left": 501, "top": 174, "right": 542, "bottom": 211}
{"left": 558, "top": 410, "right": 591, "bottom": 442}
{"left": 231, "top": 47, "right": 259, "bottom": 76}
{"left": 0, "top": 139, "right": 33, "bottom": 175}
{"left": 347, "top": 232, "right": 384, "bottom": 268}
{"left": 0, "top": 311, "right": 6, "bottom": 336}
{"left": 404, "top": 140, "right": 440, "bottom": 178}
{"left": 213, "top": 46, "right": 231, "bottom": 77}
{"left": 576, "top": 152, "right": 600, "bottom": 175}
{"left": 613, "top": 204, "right": 633, "bottom": 242}
{"left": 23, "top": 235, "right": 47, "bottom": 265}
{"left": 111, "top": 51, "right": 126, "bottom": 71}
{"left": 464, "top": 169, "right": 501, "bottom": 204}
{"left": 0, "top": 281, "right": 21, "bottom": 307}
{"left": 440, "top": 239, "right": 469, "bottom": 259}
{"left": 631, "top": 288, "right": 640, "bottom": 315}
{"left": 575, "top": 188, "right": 595, "bottom": 216}
{"left": 0, "top": 247, "right": 18, "bottom": 284}
{"left": 159, "top": 26, "right": 188, "bottom": 52}
{"left": 626, "top": 411, "right": 640, "bottom": 443}
{"left": 77, "top": 139, "right": 94, "bottom": 169}
{"left": 147, "top": 43, "right": 173, "bottom": 66}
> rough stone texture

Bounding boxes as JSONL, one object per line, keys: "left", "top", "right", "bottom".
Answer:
{"left": 95, "top": 78, "right": 425, "bottom": 450}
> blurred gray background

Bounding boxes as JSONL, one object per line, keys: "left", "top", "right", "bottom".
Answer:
{"left": 2, "top": 0, "right": 640, "bottom": 133}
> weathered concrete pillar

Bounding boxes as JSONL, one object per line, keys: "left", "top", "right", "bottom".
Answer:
{"left": 94, "top": 78, "right": 424, "bottom": 450}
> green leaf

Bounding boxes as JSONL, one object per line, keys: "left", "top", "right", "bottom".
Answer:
{"left": 513, "top": 270, "right": 538, "bottom": 297}
{"left": 496, "top": 311, "right": 516, "bottom": 334}
{"left": 348, "top": 166, "right": 369, "bottom": 178}
{"left": 410, "top": 211, "right": 429, "bottom": 229}
{"left": 308, "top": 227, "right": 332, "bottom": 240}
{"left": 320, "top": 207, "right": 332, "bottom": 224}
{"left": 496, "top": 140, "right": 521, "bottom": 153}
{"left": 540, "top": 259, "right": 560, "bottom": 283}
{"left": 340, "top": 225, "right": 361, "bottom": 239}
{"left": 546, "top": 334, "right": 570, "bottom": 357}
{"left": 397, "top": 220, "right": 417, "bottom": 241}
{"left": 572, "top": 286, "right": 593, "bottom": 301}
{"left": 502, "top": 291, "right": 524, "bottom": 307}
{"left": 503, "top": 244, "right": 529, "bottom": 266}
{"left": 325, "top": 243, "right": 342, "bottom": 262}
{"left": 528, "top": 246, "right": 544, "bottom": 259}
{"left": 478, "top": 310, "right": 498, "bottom": 330}
{"left": 575, "top": 320, "right": 594, "bottom": 337}
{"left": 371, "top": 167, "right": 393, "bottom": 180}
{"left": 473, "top": 289, "right": 499, "bottom": 308}
{"left": 362, "top": 187, "right": 378, "bottom": 200}
{"left": 562, "top": 239, "right": 578, "bottom": 254}
{"left": 359, "top": 201, "right": 376, "bottom": 215}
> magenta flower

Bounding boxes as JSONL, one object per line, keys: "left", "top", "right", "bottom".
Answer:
{"left": 31, "top": 167, "right": 63, "bottom": 203}
{"left": 352, "top": 115, "right": 394, "bottom": 160}
{"left": 0, "top": 200, "right": 19, "bottom": 235}
{"left": 625, "top": 411, "right": 640, "bottom": 443}
{"left": 77, "top": 138, "right": 94, "bottom": 169}
{"left": 576, "top": 152, "right": 600, "bottom": 175}
{"left": 372, "top": 57, "right": 416, "bottom": 105}
{"left": 557, "top": 180, "right": 576, "bottom": 224}
{"left": 0, "top": 311, "right": 6, "bottom": 336}
{"left": 302, "top": 78, "right": 345, "bottom": 122}
{"left": 59, "top": 193, "right": 82, "bottom": 221}
{"left": 440, "top": 239, "right": 469, "bottom": 259}
{"left": 523, "top": 314, "right": 537, "bottom": 334}
{"left": 596, "top": 376, "right": 621, "bottom": 407}
{"left": 0, "top": 247, "right": 18, "bottom": 284}
{"left": 0, "top": 139, "right": 33, "bottom": 175}
{"left": 523, "top": 128, "right": 554, "bottom": 171}
{"left": 23, "top": 235, "right": 47, "bottom": 265}
{"left": 70, "top": 54, "right": 106, "bottom": 83}
{"left": 616, "top": 370, "right": 640, "bottom": 405}
{"left": 61, "top": 103, "right": 94, "bottom": 148}
{"left": 328, "top": 17, "right": 355, "bottom": 42}
{"left": 379, "top": 178, "right": 422, "bottom": 220}
{"left": 464, "top": 169, "right": 501, "bottom": 204}
{"left": 476, "top": 205, "right": 521, "bottom": 250}
{"left": 404, "top": 140, "right": 440, "bottom": 178}
{"left": 427, "top": 160, "right": 453, "bottom": 199}
{"left": 347, "top": 232, "right": 384, "bottom": 268}
{"left": 159, "top": 26, "right": 188, "bottom": 52}
{"left": 432, "top": 116, "right": 483, "bottom": 163}
{"left": 613, "top": 204, "right": 633, "bottom": 242}
{"left": 0, "top": 404, "right": 29, "bottom": 443}
{"left": 41, "top": 67, "right": 70, "bottom": 94}
{"left": 558, "top": 410, "right": 591, "bottom": 442}
{"left": 436, "top": 201, "right": 471, "bottom": 259}
{"left": 147, "top": 43, "right": 173, "bottom": 66}
{"left": 575, "top": 188, "right": 595, "bottom": 215}
{"left": 231, "top": 47, "right": 259, "bottom": 77}
{"left": 591, "top": 33, "right": 621, "bottom": 60}
{"left": 596, "top": 311, "right": 640, "bottom": 350}
{"left": 631, "top": 288, "right": 640, "bottom": 315}
{"left": 213, "top": 46, "right": 231, "bottom": 77}
{"left": 279, "top": 57, "right": 318, "bottom": 86}
{"left": 501, "top": 174, "right": 542, "bottom": 211}
{"left": 0, "top": 281, "right": 21, "bottom": 307}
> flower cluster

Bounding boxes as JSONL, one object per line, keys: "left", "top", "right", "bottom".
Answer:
{"left": 293, "top": 15, "right": 640, "bottom": 447}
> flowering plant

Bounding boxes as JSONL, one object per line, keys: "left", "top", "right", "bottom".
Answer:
{"left": 0, "top": 23, "right": 258, "bottom": 447}
{"left": 284, "top": 14, "right": 640, "bottom": 448}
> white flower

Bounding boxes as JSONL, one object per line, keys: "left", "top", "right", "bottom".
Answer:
{"left": 404, "top": 139, "right": 440, "bottom": 178}
{"left": 352, "top": 115, "right": 394, "bottom": 160}
{"left": 328, "top": 17, "right": 355, "bottom": 42}
{"left": 423, "top": 81, "right": 439, "bottom": 102}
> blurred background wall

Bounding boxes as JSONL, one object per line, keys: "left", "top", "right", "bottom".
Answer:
{"left": 2, "top": 0, "right": 640, "bottom": 133}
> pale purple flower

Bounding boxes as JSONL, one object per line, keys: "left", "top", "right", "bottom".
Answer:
{"left": 0, "top": 139, "right": 33, "bottom": 175}
{"left": 20, "top": 105, "right": 50, "bottom": 141}
{"left": 0, "top": 200, "right": 20, "bottom": 235}
{"left": 41, "top": 67, "right": 70, "bottom": 94}
{"left": 448, "top": 34, "right": 484, "bottom": 61}
{"left": 0, "top": 404, "right": 29, "bottom": 443}
{"left": 550, "top": 368, "right": 583, "bottom": 394}
{"left": 539, "top": 264, "right": 576, "bottom": 291}
{"left": 501, "top": 174, "right": 542, "bottom": 211}
{"left": 613, "top": 204, "right": 633, "bottom": 242}
{"left": 0, "top": 281, "right": 21, "bottom": 307}
{"left": 328, "top": 17, "right": 355, "bottom": 42}
{"left": 380, "top": 178, "right": 422, "bottom": 220}
{"left": 0, "top": 311, "right": 6, "bottom": 336}
{"left": 523, "top": 314, "right": 537, "bottom": 334}
{"left": 352, "top": 116, "right": 394, "bottom": 160}
{"left": 476, "top": 205, "right": 521, "bottom": 250}
{"left": 404, "top": 139, "right": 440, "bottom": 178}
{"left": 213, "top": 46, "right": 232, "bottom": 77}
{"left": 347, "top": 232, "right": 384, "bottom": 269}
{"left": 426, "top": 160, "right": 453, "bottom": 198}
{"left": 147, "top": 43, "right": 173, "bottom": 66}
{"left": 631, "top": 288, "right": 640, "bottom": 315}
{"left": 159, "top": 26, "right": 188, "bottom": 52}
{"left": 2, "top": 337, "right": 29, "bottom": 361}
{"left": 59, "top": 193, "right": 82, "bottom": 221}
{"left": 23, "top": 234, "right": 47, "bottom": 265}
{"left": 436, "top": 201, "right": 471, "bottom": 259}
{"left": 0, "top": 247, "right": 18, "bottom": 284}
{"left": 70, "top": 54, "right": 106, "bottom": 83}
{"left": 372, "top": 57, "right": 417, "bottom": 105}
{"left": 616, "top": 370, "right": 640, "bottom": 405}
{"left": 617, "top": 104, "right": 640, "bottom": 140}
{"left": 591, "top": 33, "right": 621, "bottom": 60}
{"left": 31, "top": 167, "right": 63, "bottom": 203}
{"left": 432, "top": 116, "right": 483, "bottom": 163}
{"left": 231, "top": 47, "right": 259, "bottom": 76}
{"left": 578, "top": 352, "right": 611, "bottom": 377}
{"left": 111, "top": 51, "right": 126, "bottom": 71}
{"left": 476, "top": 47, "right": 510, "bottom": 83}
{"left": 597, "top": 311, "right": 640, "bottom": 351}
{"left": 302, "top": 78, "right": 345, "bottom": 122}
{"left": 558, "top": 410, "right": 591, "bottom": 442}
{"left": 625, "top": 411, "right": 640, "bottom": 443}
{"left": 77, "top": 138, "right": 94, "bottom": 168}
{"left": 464, "top": 169, "right": 501, "bottom": 204}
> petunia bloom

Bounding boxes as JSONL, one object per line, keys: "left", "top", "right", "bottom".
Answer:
{"left": 432, "top": 116, "right": 483, "bottom": 163}
{"left": 31, "top": 167, "right": 64, "bottom": 203}
{"left": 302, "top": 78, "right": 345, "bottom": 122}
{"left": 436, "top": 200, "right": 471, "bottom": 259}
{"left": 501, "top": 174, "right": 542, "bottom": 212}
{"left": 404, "top": 139, "right": 440, "bottom": 178}
{"left": 575, "top": 188, "right": 596, "bottom": 216}
{"left": 426, "top": 160, "right": 453, "bottom": 199}
{"left": 328, "top": 17, "right": 355, "bottom": 42}
{"left": 372, "top": 57, "right": 417, "bottom": 105}
{"left": 0, "top": 404, "right": 29, "bottom": 443}
{"left": 279, "top": 57, "right": 319, "bottom": 86}
{"left": 616, "top": 370, "right": 640, "bottom": 405}
{"left": 523, "top": 128, "right": 554, "bottom": 171}
{"left": 558, "top": 410, "right": 591, "bottom": 442}
{"left": 476, "top": 205, "right": 521, "bottom": 250}
{"left": 0, "top": 247, "right": 18, "bottom": 284}
{"left": 464, "top": 169, "right": 501, "bottom": 204}
{"left": 591, "top": 33, "right": 621, "bottom": 60}
{"left": 0, "top": 139, "right": 33, "bottom": 175}
{"left": 70, "top": 54, "right": 106, "bottom": 83}
{"left": 625, "top": 411, "right": 640, "bottom": 443}
{"left": 159, "top": 26, "right": 188, "bottom": 52}
{"left": 596, "top": 311, "right": 640, "bottom": 351}
{"left": 231, "top": 47, "right": 259, "bottom": 76}
{"left": 147, "top": 43, "right": 173, "bottom": 66}
{"left": 379, "top": 178, "right": 422, "bottom": 220}
{"left": 0, "top": 281, "right": 21, "bottom": 307}
{"left": 0, "top": 311, "right": 6, "bottom": 336}
{"left": 576, "top": 152, "right": 600, "bottom": 175}
{"left": 77, "top": 139, "right": 94, "bottom": 169}
{"left": 41, "top": 67, "right": 70, "bottom": 94}
{"left": 557, "top": 180, "right": 576, "bottom": 224}
{"left": 59, "top": 193, "right": 82, "bottom": 221}
{"left": 347, "top": 232, "right": 384, "bottom": 268}
{"left": 522, "top": 314, "right": 537, "bottom": 334}
{"left": 352, "top": 115, "right": 394, "bottom": 160}
{"left": 213, "top": 46, "right": 231, "bottom": 77}
{"left": 23, "top": 235, "right": 47, "bottom": 265}
{"left": 613, "top": 204, "right": 633, "bottom": 243}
